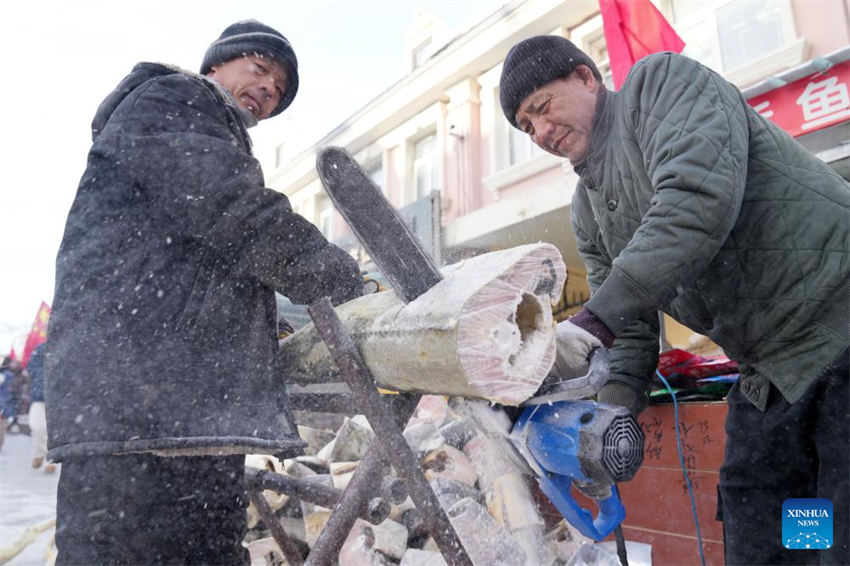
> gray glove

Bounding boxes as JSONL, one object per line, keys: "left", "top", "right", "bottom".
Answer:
{"left": 597, "top": 382, "right": 649, "bottom": 417}
{"left": 549, "top": 319, "right": 603, "bottom": 379}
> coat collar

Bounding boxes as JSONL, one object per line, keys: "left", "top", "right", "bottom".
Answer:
{"left": 92, "top": 62, "right": 255, "bottom": 142}
{"left": 575, "top": 87, "right": 616, "bottom": 177}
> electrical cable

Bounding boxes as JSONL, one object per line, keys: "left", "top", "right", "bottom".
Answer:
{"left": 614, "top": 524, "right": 629, "bottom": 566}
{"left": 655, "top": 370, "right": 707, "bottom": 566}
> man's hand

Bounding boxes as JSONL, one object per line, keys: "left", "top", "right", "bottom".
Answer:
{"left": 597, "top": 382, "right": 648, "bottom": 418}
{"left": 549, "top": 319, "right": 603, "bottom": 379}
{"left": 549, "top": 307, "right": 615, "bottom": 380}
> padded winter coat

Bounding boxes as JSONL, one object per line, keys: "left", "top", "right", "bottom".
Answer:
{"left": 572, "top": 53, "right": 849, "bottom": 411}
{"left": 46, "top": 63, "right": 362, "bottom": 460}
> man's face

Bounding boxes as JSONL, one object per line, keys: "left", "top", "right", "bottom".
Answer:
{"left": 514, "top": 66, "right": 599, "bottom": 166}
{"left": 207, "top": 54, "right": 288, "bottom": 120}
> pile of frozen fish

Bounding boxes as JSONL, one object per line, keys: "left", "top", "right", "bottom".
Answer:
{"left": 244, "top": 395, "right": 592, "bottom": 566}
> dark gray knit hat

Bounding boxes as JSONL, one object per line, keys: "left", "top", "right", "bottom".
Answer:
{"left": 201, "top": 19, "right": 299, "bottom": 117}
{"left": 499, "top": 35, "right": 601, "bottom": 128}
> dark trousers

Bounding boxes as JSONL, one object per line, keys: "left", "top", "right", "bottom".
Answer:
{"left": 56, "top": 453, "right": 250, "bottom": 566}
{"left": 720, "top": 349, "right": 849, "bottom": 565}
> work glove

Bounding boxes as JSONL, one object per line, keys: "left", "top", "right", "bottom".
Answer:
{"left": 549, "top": 308, "right": 615, "bottom": 379}
{"left": 597, "top": 382, "right": 648, "bottom": 418}
{"left": 549, "top": 320, "right": 603, "bottom": 379}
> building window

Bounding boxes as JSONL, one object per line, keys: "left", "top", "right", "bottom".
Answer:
{"left": 275, "top": 143, "right": 287, "bottom": 168}
{"left": 670, "top": 0, "right": 705, "bottom": 22}
{"left": 413, "top": 133, "right": 438, "bottom": 200}
{"left": 715, "top": 0, "right": 784, "bottom": 71}
{"left": 672, "top": 0, "right": 797, "bottom": 75}
{"left": 480, "top": 63, "right": 565, "bottom": 196}
{"left": 491, "top": 83, "right": 545, "bottom": 169}
{"left": 412, "top": 38, "right": 432, "bottom": 69}
{"left": 367, "top": 161, "right": 384, "bottom": 191}
{"left": 586, "top": 33, "right": 614, "bottom": 90}
{"left": 508, "top": 126, "right": 544, "bottom": 166}
{"left": 317, "top": 198, "right": 334, "bottom": 240}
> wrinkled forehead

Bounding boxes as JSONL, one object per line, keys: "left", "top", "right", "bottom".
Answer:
{"left": 514, "top": 80, "right": 560, "bottom": 126}
{"left": 518, "top": 88, "right": 548, "bottom": 114}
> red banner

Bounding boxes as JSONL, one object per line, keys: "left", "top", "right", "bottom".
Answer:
{"left": 599, "top": 0, "right": 686, "bottom": 89}
{"left": 748, "top": 60, "right": 850, "bottom": 138}
{"left": 21, "top": 301, "right": 51, "bottom": 368}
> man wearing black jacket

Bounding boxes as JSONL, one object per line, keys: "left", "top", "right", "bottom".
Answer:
{"left": 46, "top": 20, "right": 362, "bottom": 564}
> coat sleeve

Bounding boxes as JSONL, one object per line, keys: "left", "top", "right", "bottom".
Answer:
{"left": 572, "top": 188, "right": 659, "bottom": 398}
{"left": 585, "top": 53, "right": 749, "bottom": 335}
{"left": 104, "top": 74, "right": 361, "bottom": 305}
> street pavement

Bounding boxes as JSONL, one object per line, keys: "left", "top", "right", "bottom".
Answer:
{"left": 0, "top": 431, "right": 59, "bottom": 566}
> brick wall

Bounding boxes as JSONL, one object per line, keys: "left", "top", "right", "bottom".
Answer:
{"left": 621, "top": 402, "right": 727, "bottom": 565}
{"left": 570, "top": 402, "right": 729, "bottom": 565}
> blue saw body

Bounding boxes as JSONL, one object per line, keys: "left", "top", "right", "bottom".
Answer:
{"left": 509, "top": 400, "right": 643, "bottom": 540}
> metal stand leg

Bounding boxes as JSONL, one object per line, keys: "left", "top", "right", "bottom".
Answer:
{"left": 305, "top": 395, "right": 415, "bottom": 565}
{"left": 244, "top": 462, "right": 397, "bottom": 565}
{"left": 244, "top": 467, "right": 391, "bottom": 525}
{"left": 308, "top": 297, "right": 472, "bottom": 566}
{"left": 247, "top": 488, "right": 305, "bottom": 566}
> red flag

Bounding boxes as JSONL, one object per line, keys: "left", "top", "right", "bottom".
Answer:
{"left": 599, "top": 0, "right": 686, "bottom": 89}
{"left": 21, "top": 301, "right": 51, "bottom": 368}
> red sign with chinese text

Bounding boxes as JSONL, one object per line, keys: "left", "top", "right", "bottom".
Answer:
{"left": 748, "top": 60, "right": 850, "bottom": 138}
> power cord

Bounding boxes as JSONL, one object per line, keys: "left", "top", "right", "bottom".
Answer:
{"left": 655, "top": 370, "right": 707, "bottom": 566}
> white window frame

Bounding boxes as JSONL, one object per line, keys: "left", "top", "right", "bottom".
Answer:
{"left": 584, "top": 29, "right": 614, "bottom": 90}
{"left": 275, "top": 143, "right": 287, "bottom": 169}
{"left": 668, "top": 0, "right": 806, "bottom": 86}
{"left": 366, "top": 159, "right": 385, "bottom": 193}
{"left": 412, "top": 38, "right": 432, "bottom": 70}
{"left": 478, "top": 61, "right": 563, "bottom": 198}
{"left": 569, "top": 15, "right": 616, "bottom": 88}
{"left": 317, "top": 198, "right": 334, "bottom": 241}
{"left": 410, "top": 132, "right": 439, "bottom": 202}
{"left": 507, "top": 122, "right": 546, "bottom": 167}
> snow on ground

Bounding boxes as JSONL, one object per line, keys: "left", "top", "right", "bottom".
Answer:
{"left": 0, "top": 431, "right": 59, "bottom": 565}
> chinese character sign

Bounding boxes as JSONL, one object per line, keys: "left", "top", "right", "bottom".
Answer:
{"left": 748, "top": 60, "right": 850, "bottom": 137}
{"left": 797, "top": 77, "right": 850, "bottom": 131}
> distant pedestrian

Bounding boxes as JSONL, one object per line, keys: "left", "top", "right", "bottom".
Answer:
{"left": 26, "top": 342, "right": 54, "bottom": 473}
{"left": 0, "top": 356, "right": 12, "bottom": 420}
{"left": 4, "top": 357, "right": 28, "bottom": 433}
{"left": 0, "top": 356, "right": 9, "bottom": 450}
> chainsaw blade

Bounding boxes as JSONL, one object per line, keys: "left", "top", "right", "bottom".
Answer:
{"left": 316, "top": 146, "right": 442, "bottom": 304}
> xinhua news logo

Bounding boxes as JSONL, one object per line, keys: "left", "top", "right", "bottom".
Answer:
{"left": 783, "top": 499, "right": 833, "bottom": 550}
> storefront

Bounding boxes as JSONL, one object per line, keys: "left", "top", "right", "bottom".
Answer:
{"left": 744, "top": 46, "right": 850, "bottom": 180}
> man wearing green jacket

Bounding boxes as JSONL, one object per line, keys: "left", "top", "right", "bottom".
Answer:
{"left": 500, "top": 35, "right": 848, "bottom": 565}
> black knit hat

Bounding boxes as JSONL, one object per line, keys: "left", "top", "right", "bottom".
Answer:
{"left": 201, "top": 20, "right": 299, "bottom": 117}
{"left": 499, "top": 35, "right": 601, "bottom": 128}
